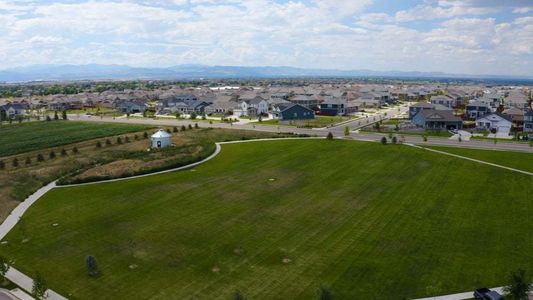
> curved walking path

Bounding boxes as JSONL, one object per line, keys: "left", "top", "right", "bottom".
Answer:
{"left": 0, "top": 137, "right": 529, "bottom": 300}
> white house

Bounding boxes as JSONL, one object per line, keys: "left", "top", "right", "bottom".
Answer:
{"left": 151, "top": 129, "right": 172, "bottom": 149}
{"left": 239, "top": 97, "right": 269, "bottom": 116}
{"left": 476, "top": 113, "right": 512, "bottom": 137}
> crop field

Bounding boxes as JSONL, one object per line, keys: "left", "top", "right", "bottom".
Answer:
{"left": 0, "top": 140, "right": 531, "bottom": 299}
{"left": 0, "top": 121, "right": 153, "bottom": 157}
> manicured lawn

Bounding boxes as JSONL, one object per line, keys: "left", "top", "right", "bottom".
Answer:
{"left": 0, "top": 121, "right": 153, "bottom": 157}
{"left": 0, "top": 140, "right": 531, "bottom": 299}
{"left": 426, "top": 146, "right": 533, "bottom": 173}
{"left": 257, "top": 115, "right": 348, "bottom": 128}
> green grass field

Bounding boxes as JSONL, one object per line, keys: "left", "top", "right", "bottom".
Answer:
{"left": 0, "top": 140, "right": 531, "bottom": 299}
{"left": 426, "top": 146, "right": 533, "bottom": 173}
{"left": 0, "top": 121, "right": 153, "bottom": 156}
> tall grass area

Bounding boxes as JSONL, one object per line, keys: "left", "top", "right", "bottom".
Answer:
{"left": 0, "top": 121, "right": 152, "bottom": 157}
{"left": 1, "top": 140, "right": 531, "bottom": 299}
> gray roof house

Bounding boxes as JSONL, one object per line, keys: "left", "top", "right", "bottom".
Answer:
{"left": 412, "top": 109, "right": 463, "bottom": 130}
{"left": 430, "top": 95, "right": 455, "bottom": 108}
{"left": 409, "top": 101, "right": 434, "bottom": 119}
{"left": 475, "top": 112, "right": 512, "bottom": 136}
{"left": 466, "top": 101, "right": 492, "bottom": 119}
{"left": 319, "top": 97, "right": 346, "bottom": 116}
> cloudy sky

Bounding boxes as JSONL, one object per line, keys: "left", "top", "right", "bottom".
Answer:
{"left": 1, "top": 0, "right": 532, "bottom": 75}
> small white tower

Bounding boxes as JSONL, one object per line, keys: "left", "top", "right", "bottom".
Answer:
{"left": 151, "top": 129, "right": 172, "bottom": 149}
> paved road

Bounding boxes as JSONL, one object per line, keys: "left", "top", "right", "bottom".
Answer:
{"left": 70, "top": 114, "right": 533, "bottom": 153}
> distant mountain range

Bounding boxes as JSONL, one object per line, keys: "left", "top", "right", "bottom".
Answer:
{"left": 0, "top": 64, "right": 531, "bottom": 83}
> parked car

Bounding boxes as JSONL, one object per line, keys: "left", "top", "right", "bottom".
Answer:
{"left": 473, "top": 288, "right": 504, "bottom": 300}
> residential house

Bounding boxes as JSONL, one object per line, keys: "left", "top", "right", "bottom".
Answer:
{"left": 2, "top": 103, "right": 29, "bottom": 118}
{"left": 288, "top": 94, "right": 322, "bottom": 109}
{"left": 505, "top": 91, "right": 529, "bottom": 109}
{"left": 475, "top": 113, "right": 512, "bottom": 136}
{"left": 502, "top": 107, "right": 525, "bottom": 129}
{"left": 239, "top": 97, "right": 269, "bottom": 116}
{"left": 116, "top": 100, "right": 147, "bottom": 114}
{"left": 273, "top": 103, "right": 315, "bottom": 121}
{"left": 524, "top": 110, "right": 533, "bottom": 133}
{"left": 466, "top": 101, "right": 491, "bottom": 119}
{"left": 411, "top": 109, "right": 463, "bottom": 130}
{"left": 319, "top": 97, "right": 346, "bottom": 116}
{"left": 409, "top": 102, "right": 434, "bottom": 119}
{"left": 430, "top": 95, "right": 455, "bottom": 108}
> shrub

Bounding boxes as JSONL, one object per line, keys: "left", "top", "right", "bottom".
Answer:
{"left": 134, "top": 134, "right": 139, "bottom": 140}
{"left": 344, "top": 126, "right": 349, "bottom": 136}
{"left": 12, "top": 158, "right": 19, "bottom": 167}
{"left": 0, "top": 255, "right": 10, "bottom": 284}
{"left": 166, "top": 129, "right": 171, "bottom": 134}
{"left": 32, "top": 272, "right": 47, "bottom": 300}
{"left": 423, "top": 135, "right": 428, "bottom": 142}
{"left": 143, "top": 132, "right": 148, "bottom": 139}
{"left": 503, "top": 269, "right": 531, "bottom": 300}
{"left": 195, "top": 123, "right": 199, "bottom": 129}
{"left": 173, "top": 126, "right": 178, "bottom": 132}
{"left": 45, "top": 115, "right": 51, "bottom": 121}
{"left": 318, "top": 287, "right": 333, "bottom": 300}
{"left": 381, "top": 136, "right": 387, "bottom": 145}
{"left": 0, "top": 161, "right": 4, "bottom": 170}
{"left": 188, "top": 124, "right": 193, "bottom": 130}
{"left": 37, "top": 154, "right": 45, "bottom": 162}
{"left": 392, "top": 136, "right": 398, "bottom": 144}
{"left": 125, "top": 136, "right": 130, "bottom": 143}
{"left": 326, "top": 132, "right": 334, "bottom": 140}
{"left": 25, "top": 157, "right": 31, "bottom": 165}
{"left": 49, "top": 151, "right": 56, "bottom": 159}
{"left": 72, "top": 147, "right": 79, "bottom": 154}
{"left": 233, "top": 290, "right": 245, "bottom": 300}
{"left": 116, "top": 137, "right": 122, "bottom": 144}
{"left": 106, "top": 139, "right": 112, "bottom": 146}
{"left": 181, "top": 125, "right": 186, "bottom": 131}
{"left": 96, "top": 141, "right": 102, "bottom": 148}
{"left": 190, "top": 111, "right": 197, "bottom": 120}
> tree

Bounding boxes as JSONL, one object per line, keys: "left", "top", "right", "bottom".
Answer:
{"left": 116, "top": 137, "right": 122, "bottom": 144}
{"left": 258, "top": 115, "right": 263, "bottom": 123}
{"left": 318, "top": 287, "right": 333, "bottom": 300}
{"left": 503, "top": 269, "right": 532, "bottom": 300}
{"left": 0, "top": 256, "right": 10, "bottom": 286}
{"left": 202, "top": 113, "right": 206, "bottom": 120}
{"left": 46, "top": 115, "right": 51, "bottom": 121}
{"left": 190, "top": 111, "right": 197, "bottom": 120}
{"left": 96, "top": 141, "right": 102, "bottom": 148}
{"left": 181, "top": 125, "right": 186, "bottom": 131}
{"left": 381, "top": 136, "right": 387, "bottom": 145}
{"left": 12, "top": 158, "right": 19, "bottom": 167}
{"left": 392, "top": 136, "right": 398, "bottom": 144}
{"left": 175, "top": 112, "right": 181, "bottom": 119}
{"left": 105, "top": 139, "right": 112, "bottom": 146}
{"left": 0, "top": 160, "right": 4, "bottom": 170}
{"left": 72, "top": 147, "right": 79, "bottom": 154}
{"left": 173, "top": 126, "right": 178, "bottom": 133}
{"left": 37, "top": 153, "right": 45, "bottom": 162}
{"left": 49, "top": 150, "right": 56, "bottom": 159}
{"left": 326, "top": 132, "right": 334, "bottom": 140}
{"left": 374, "top": 122, "right": 380, "bottom": 131}
{"left": 86, "top": 255, "right": 100, "bottom": 277}
{"left": 143, "top": 131, "right": 149, "bottom": 139}
{"left": 62, "top": 110, "right": 67, "bottom": 120}
{"left": 25, "top": 157, "right": 31, "bottom": 165}
{"left": 54, "top": 110, "right": 59, "bottom": 120}
{"left": 188, "top": 124, "right": 193, "bottom": 130}
{"left": 32, "top": 272, "right": 48, "bottom": 300}
{"left": 195, "top": 123, "right": 199, "bottom": 129}
{"left": 344, "top": 126, "right": 350, "bottom": 136}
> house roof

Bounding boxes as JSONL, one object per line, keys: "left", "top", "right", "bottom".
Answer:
{"left": 410, "top": 101, "right": 433, "bottom": 108}
{"left": 502, "top": 107, "right": 524, "bottom": 116}
{"left": 416, "top": 110, "right": 462, "bottom": 122}
{"left": 476, "top": 112, "right": 513, "bottom": 122}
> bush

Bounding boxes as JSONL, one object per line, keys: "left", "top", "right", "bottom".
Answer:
{"left": 173, "top": 126, "right": 178, "bottom": 133}
{"left": 49, "top": 151, "right": 56, "bottom": 159}
{"left": 166, "top": 129, "right": 171, "bottom": 134}
{"left": 72, "top": 147, "right": 79, "bottom": 154}
{"left": 190, "top": 111, "right": 197, "bottom": 120}
{"left": 116, "top": 137, "right": 122, "bottom": 144}
{"left": 143, "top": 132, "right": 148, "bottom": 139}
{"left": 134, "top": 134, "right": 139, "bottom": 140}
{"left": 326, "top": 132, "right": 334, "bottom": 140}
{"left": 106, "top": 139, "right": 112, "bottom": 146}
{"left": 37, "top": 154, "right": 45, "bottom": 162}
{"left": 195, "top": 123, "right": 199, "bottom": 129}
{"left": 423, "top": 135, "right": 428, "bottom": 142}
{"left": 12, "top": 158, "right": 19, "bottom": 167}
{"left": 344, "top": 126, "right": 349, "bottom": 136}
{"left": 25, "top": 157, "right": 31, "bottom": 165}
{"left": 61, "top": 148, "right": 67, "bottom": 156}
{"left": 381, "top": 136, "right": 387, "bottom": 145}
{"left": 392, "top": 136, "right": 398, "bottom": 144}
{"left": 503, "top": 269, "right": 532, "bottom": 300}
{"left": 0, "top": 161, "right": 4, "bottom": 169}
{"left": 181, "top": 125, "right": 186, "bottom": 131}
{"left": 96, "top": 141, "right": 102, "bottom": 148}
{"left": 188, "top": 124, "right": 193, "bottom": 130}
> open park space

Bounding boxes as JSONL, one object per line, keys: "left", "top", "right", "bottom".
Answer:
{"left": 0, "top": 139, "right": 531, "bottom": 299}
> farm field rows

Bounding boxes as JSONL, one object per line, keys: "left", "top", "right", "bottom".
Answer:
{"left": 0, "top": 140, "right": 531, "bottom": 299}
{"left": 0, "top": 121, "right": 152, "bottom": 157}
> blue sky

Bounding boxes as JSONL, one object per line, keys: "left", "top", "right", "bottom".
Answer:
{"left": 0, "top": 0, "right": 532, "bottom": 75}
